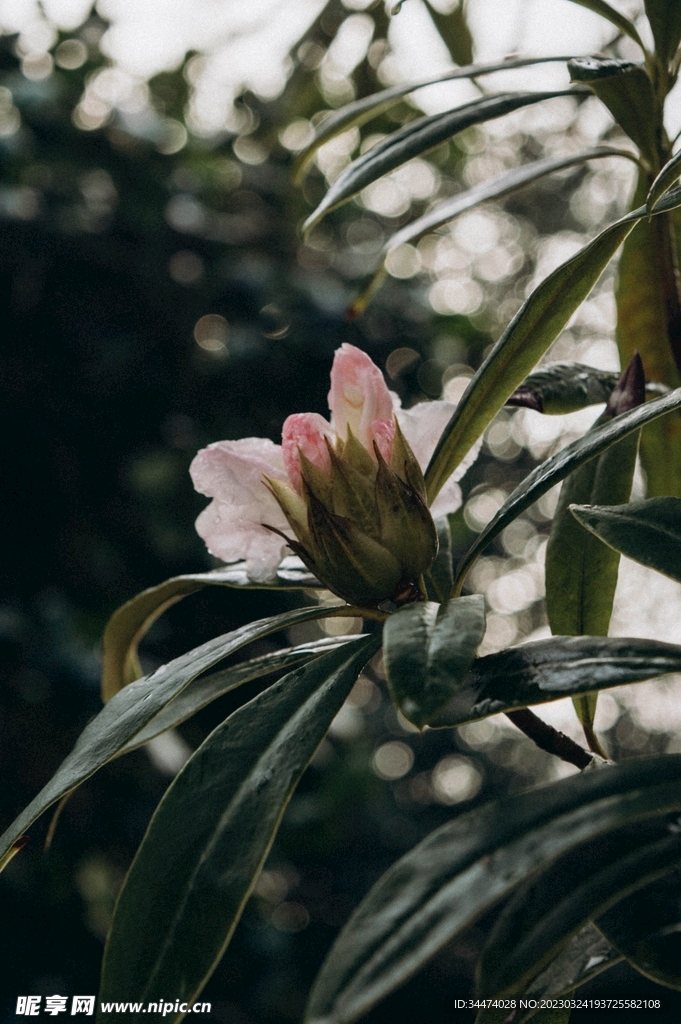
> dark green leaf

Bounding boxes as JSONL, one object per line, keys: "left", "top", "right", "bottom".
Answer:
{"left": 570, "top": 496, "right": 681, "bottom": 582}
{"left": 644, "top": 1, "right": 681, "bottom": 67}
{"left": 429, "top": 635, "right": 681, "bottom": 727}
{"left": 99, "top": 635, "right": 380, "bottom": 1021}
{"left": 293, "top": 56, "right": 578, "bottom": 183}
{"left": 304, "top": 756, "right": 681, "bottom": 1024}
{"left": 0, "top": 603, "right": 353, "bottom": 867}
{"left": 425, "top": 0, "right": 473, "bottom": 66}
{"left": 564, "top": 0, "right": 646, "bottom": 49}
{"left": 524, "top": 924, "right": 621, "bottom": 1003}
{"left": 120, "top": 636, "right": 360, "bottom": 754}
{"left": 598, "top": 868, "right": 681, "bottom": 989}
{"left": 101, "top": 558, "right": 322, "bottom": 701}
{"left": 478, "top": 819, "right": 681, "bottom": 996}
{"left": 452, "top": 385, "right": 681, "bottom": 595}
{"left": 384, "top": 596, "right": 485, "bottom": 727}
{"left": 352, "top": 148, "right": 635, "bottom": 316}
{"left": 426, "top": 185, "right": 681, "bottom": 509}
{"left": 507, "top": 362, "right": 667, "bottom": 414}
{"left": 302, "top": 91, "right": 574, "bottom": 235}
{"left": 646, "top": 149, "right": 681, "bottom": 215}
{"left": 568, "top": 58, "right": 658, "bottom": 162}
{"left": 423, "top": 518, "right": 454, "bottom": 603}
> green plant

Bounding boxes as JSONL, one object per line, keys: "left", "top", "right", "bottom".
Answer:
{"left": 5, "top": 2, "right": 681, "bottom": 1022}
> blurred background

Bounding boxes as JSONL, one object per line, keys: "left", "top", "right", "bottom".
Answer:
{"left": 2, "top": 0, "right": 681, "bottom": 1020}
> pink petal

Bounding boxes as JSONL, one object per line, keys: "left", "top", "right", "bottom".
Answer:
{"left": 328, "top": 344, "right": 394, "bottom": 452}
{"left": 190, "top": 438, "right": 292, "bottom": 579}
{"left": 370, "top": 417, "right": 395, "bottom": 462}
{"left": 282, "top": 412, "right": 334, "bottom": 493}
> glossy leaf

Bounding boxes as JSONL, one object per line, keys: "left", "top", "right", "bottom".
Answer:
{"left": 524, "top": 923, "right": 621, "bottom": 1002}
{"left": 644, "top": 0, "right": 681, "bottom": 67}
{"left": 101, "top": 558, "right": 322, "bottom": 701}
{"left": 646, "top": 148, "right": 681, "bottom": 215}
{"left": 565, "top": 0, "right": 646, "bottom": 50}
{"left": 121, "top": 636, "right": 360, "bottom": 754}
{"left": 304, "top": 756, "right": 681, "bottom": 1024}
{"left": 423, "top": 518, "right": 454, "bottom": 603}
{"left": 428, "top": 634, "right": 681, "bottom": 727}
{"left": 99, "top": 635, "right": 380, "bottom": 1022}
{"left": 506, "top": 361, "right": 666, "bottom": 415}
{"left": 352, "top": 148, "right": 635, "bottom": 316}
{"left": 616, "top": 171, "right": 681, "bottom": 497}
{"left": 293, "top": 56, "right": 577, "bottom": 183}
{"left": 598, "top": 868, "right": 681, "bottom": 989}
{"left": 570, "top": 496, "right": 681, "bottom": 582}
{"left": 302, "top": 91, "right": 573, "bottom": 235}
{"left": 0, "top": 603, "right": 355, "bottom": 867}
{"left": 451, "top": 384, "right": 681, "bottom": 595}
{"left": 568, "top": 58, "right": 658, "bottom": 163}
{"left": 383, "top": 596, "right": 485, "bottom": 728}
{"left": 478, "top": 819, "right": 681, "bottom": 996}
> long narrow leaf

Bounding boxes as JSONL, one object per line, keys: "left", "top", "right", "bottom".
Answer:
{"left": 451, "top": 386, "right": 681, "bottom": 595}
{"left": 570, "top": 496, "right": 681, "bottom": 582}
{"left": 304, "top": 756, "right": 681, "bottom": 1024}
{"left": 424, "top": 185, "right": 681, "bottom": 508}
{"left": 564, "top": 0, "right": 646, "bottom": 50}
{"left": 0, "top": 603, "right": 357, "bottom": 866}
{"left": 429, "top": 634, "right": 681, "bottom": 728}
{"left": 350, "top": 148, "right": 635, "bottom": 315}
{"left": 101, "top": 558, "right": 322, "bottom": 701}
{"left": 303, "top": 91, "right": 576, "bottom": 235}
{"left": 524, "top": 923, "right": 621, "bottom": 1003}
{"left": 99, "top": 635, "right": 380, "bottom": 1022}
{"left": 478, "top": 820, "right": 681, "bottom": 997}
{"left": 646, "top": 149, "right": 681, "bottom": 215}
{"left": 644, "top": 0, "right": 681, "bottom": 67}
{"left": 507, "top": 361, "right": 667, "bottom": 415}
{"left": 121, "top": 636, "right": 360, "bottom": 754}
{"left": 293, "top": 56, "right": 579, "bottom": 183}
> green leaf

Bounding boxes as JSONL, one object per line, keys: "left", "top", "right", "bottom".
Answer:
{"left": 99, "top": 635, "right": 380, "bottom": 1021}
{"left": 563, "top": 0, "right": 646, "bottom": 50}
{"left": 644, "top": 0, "right": 681, "bottom": 67}
{"left": 101, "top": 558, "right": 322, "bottom": 701}
{"left": 423, "top": 518, "right": 454, "bottom": 603}
{"left": 424, "top": 0, "right": 472, "bottom": 66}
{"left": 616, "top": 171, "right": 681, "bottom": 497}
{"left": 451, "top": 385, "right": 681, "bottom": 595}
{"left": 352, "top": 148, "right": 635, "bottom": 316}
{"left": 646, "top": 149, "right": 681, "bottom": 215}
{"left": 383, "top": 596, "right": 485, "bottom": 728}
{"left": 598, "top": 868, "right": 681, "bottom": 989}
{"left": 304, "top": 756, "right": 681, "bottom": 1024}
{"left": 570, "top": 496, "right": 681, "bottom": 582}
{"left": 478, "top": 819, "right": 681, "bottom": 997}
{"left": 428, "top": 634, "right": 681, "bottom": 727}
{"left": 525, "top": 923, "right": 621, "bottom": 1002}
{"left": 293, "top": 56, "right": 578, "bottom": 183}
{"left": 426, "top": 185, "right": 681, "bottom": 508}
{"left": 302, "top": 91, "right": 574, "bottom": 235}
{"left": 507, "top": 361, "right": 667, "bottom": 415}
{"left": 120, "top": 636, "right": 361, "bottom": 755}
{"left": 568, "top": 58, "right": 658, "bottom": 163}
{"left": 0, "top": 603, "right": 354, "bottom": 868}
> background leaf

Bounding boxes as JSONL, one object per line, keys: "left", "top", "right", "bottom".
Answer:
{"left": 565, "top": 0, "right": 646, "bottom": 49}
{"left": 303, "top": 91, "right": 572, "bottom": 235}
{"left": 570, "top": 496, "right": 681, "bottom": 582}
{"left": 0, "top": 603, "right": 353, "bottom": 867}
{"left": 101, "top": 559, "right": 322, "bottom": 701}
{"left": 429, "top": 635, "right": 681, "bottom": 727}
{"left": 383, "top": 596, "right": 485, "bottom": 727}
{"left": 304, "top": 757, "right": 681, "bottom": 1024}
{"left": 525, "top": 924, "right": 621, "bottom": 1003}
{"left": 99, "top": 634, "right": 380, "bottom": 1022}
{"left": 644, "top": 0, "right": 681, "bottom": 67}
{"left": 568, "top": 58, "right": 658, "bottom": 163}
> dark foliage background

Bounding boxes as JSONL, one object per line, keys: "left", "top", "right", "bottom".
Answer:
{"left": 2, "top": 5, "right": 680, "bottom": 1023}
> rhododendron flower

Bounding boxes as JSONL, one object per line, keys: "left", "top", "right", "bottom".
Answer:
{"left": 190, "top": 344, "right": 476, "bottom": 606}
